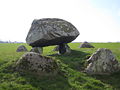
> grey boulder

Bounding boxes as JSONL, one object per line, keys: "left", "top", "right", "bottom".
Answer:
{"left": 16, "top": 52, "right": 58, "bottom": 76}
{"left": 26, "top": 18, "right": 79, "bottom": 47}
{"left": 16, "top": 45, "right": 28, "bottom": 52}
{"left": 79, "top": 42, "right": 94, "bottom": 48}
{"left": 30, "top": 47, "right": 43, "bottom": 54}
{"left": 53, "top": 45, "right": 59, "bottom": 51}
{"left": 53, "top": 44, "right": 71, "bottom": 54}
{"left": 85, "top": 48, "right": 120, "bottom": 75}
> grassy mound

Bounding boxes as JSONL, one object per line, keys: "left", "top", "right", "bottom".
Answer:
{"left": 0, "top": 43, "right": 120, "bottom": 90}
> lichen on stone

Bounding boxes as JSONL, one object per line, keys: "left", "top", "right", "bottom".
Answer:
{"left": 16, "top": 52, "right": 58, "bottom": 76}
{"left": 85, "top": 48, "right": 120, "bottom": 75}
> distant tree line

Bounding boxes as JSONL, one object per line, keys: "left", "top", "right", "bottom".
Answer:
{"left": 0, "top": 40, "right": 24, "bottom": 43}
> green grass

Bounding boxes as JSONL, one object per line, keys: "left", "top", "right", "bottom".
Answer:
{"left": 0, "top": 43, "right": 120, "bottom": 90}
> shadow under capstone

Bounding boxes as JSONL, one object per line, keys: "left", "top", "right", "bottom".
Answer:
{"left": 49, "top": 50, "right": 89, "bottom": 71}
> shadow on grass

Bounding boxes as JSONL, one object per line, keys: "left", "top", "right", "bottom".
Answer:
{"left": 50, "top": 50, "right": 120, "bottom": 89}
{"left": 52, "top": 50, "right": 90, "bottom": 71}
{"left": 91, "top": 72, "right": 120, "bottom": 89}
{"left": 13, "top": 50, "right": 90, "bottom": 90}
{"left": 18, "top": 73, "right": 72, "bottom": 90}
{"left": 0, "top": 62, "right": 73, "bottom": 90}
{"left": 1, "top": 50, "right": 119, "bottom": 90}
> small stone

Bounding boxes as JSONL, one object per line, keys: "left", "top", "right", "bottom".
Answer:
{"left": 79, "top": 42, "right": 94, "bottom": 48}
{"left": 16, "top": 45, "right": 28, "bottom": 52}
{"left": 85, "top": 48, "right": 120, "bottom": 75}
{"left": 16, "top": 52, "right": 58, "bottom": 76}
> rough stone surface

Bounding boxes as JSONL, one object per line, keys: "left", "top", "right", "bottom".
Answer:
{"left": 53, "top": 44, "right": 71, "bottom": 54}
{"left": 53, "top": 45, "right": 59, "bottom": 51}
{"left": 26, "top": 18, "right": 79, "bottom": 47}
{"left": 79, "top": 42, "right": 94, "bottom": 48}
{"left": 53, "top": 44, "right": 70, "bottom": 51}
{"left": 16, "top": 52, "right": 58, "bottom": 76}
{"left": 30, "top": 47, "right": 43, "bottom": 54}
{"left": 16, "top": 45, "right": 28, "bottom": 52}
{"left": 58, "top": 44, "right": 71, "bottom": 54}
{"left": 85, "top": 48, "right": 120, "bottom": 75}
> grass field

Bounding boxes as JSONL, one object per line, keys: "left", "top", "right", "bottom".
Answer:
{"left": 0, "top": 43, "right": 120, "bottom": 90}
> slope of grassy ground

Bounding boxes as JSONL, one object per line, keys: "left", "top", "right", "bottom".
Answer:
{"left": 0, "top": 43, "right": 120, "bottom": 90}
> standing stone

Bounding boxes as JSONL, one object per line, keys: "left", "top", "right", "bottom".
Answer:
{"left": 53, "top": 44, "right": 71, "bottom": 54}
{"left": 79, "top": 41, "right": 94, "bottom": 48}
{"left": 58, "top": 44, "right": 71, "bottom": 54}
{"left": 26, "top": 18, "right": 79, "bottom": 47}
{"left": 16, "top": 52, "right": 58, "bottom": 76}
{"left": 30, "top": 47, "right": 43, "bottom": 54}
{"left": 16, "top": 45, "right": 28, "bottom": 52}
{"left": 85, "top": 48, "right": 120, "bottom": 75}
{"left": 53, "top": 45, "right": 59, "bottom": 51}
{"left": 58, "top": 44, "right": 67, "bottom": 54}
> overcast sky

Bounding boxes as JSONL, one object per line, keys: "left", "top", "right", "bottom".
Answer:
{"left": 0, "top": 0, "right": 120, "bottom": 42}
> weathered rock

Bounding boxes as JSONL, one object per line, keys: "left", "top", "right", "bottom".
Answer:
{"left": 53, "top": 45, "right": 59, "bottom": 51}
{"left": 58, "top": 44, "right": 71, "bottom": 54}
{"left": 26, "top": 18, "right": 79, "bottom": 47}
{"left": 53, "top": 44, "right": 71, "bottom": 54}
{"left": 16, "top": 45, "right": 28, "bottom": 52}
{"left": 16, "top": 52, "right": 58, "bottom": 76}
{"left": 85, "top": 48, "right": 120, "bottom": 75}
{"left": 30, "top": 47, "right": 43, "bottom": 54}
{"left": 79, "top": 42, "right": 94, "bottom": 48}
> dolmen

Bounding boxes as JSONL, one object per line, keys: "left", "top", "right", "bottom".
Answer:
{"left": 16, "top": 45, "right": 28, "bottom": 52}
{"left": 79, "top": 41, "right": 94, "bottom": 48}
{"left": 85, "top": 48, "right": 120, "bottom": 75}
{"left": 26, "top": 18, "right": 79, "bottom": 54}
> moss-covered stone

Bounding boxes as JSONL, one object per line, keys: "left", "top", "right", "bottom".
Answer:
{"left": 16, "top": 52, "right": 58, "bottom": 76}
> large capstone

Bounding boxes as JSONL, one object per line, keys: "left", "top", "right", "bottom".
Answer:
{"left": 85, "top": 48, "right": 120, "bottom": 75}
{"left": 79, "top": 41, "right": 94, "bottom": 48}
{"left": 26, "top": 18, "right": 79, "bottom": 47}
{"left": 16, "top": 52, "right": 58, "bottom": 76}
{"left": 16, "top": 45, "right": 28, "bottom": 52}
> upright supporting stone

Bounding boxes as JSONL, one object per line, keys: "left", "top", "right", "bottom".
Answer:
{"left": 38, "top": 47, "right": 43, "bottom": 54}
{"left": 65, "top": 44, "right": 71, "bottom": 54}
{"left": 58, "top": 44, "right": 66, "bottom": 54}
{"left": 30, "top": 47, "right": 43, "bottom": 54}
{"left": 58, "top": 44, "right": 71, "bottom": 54}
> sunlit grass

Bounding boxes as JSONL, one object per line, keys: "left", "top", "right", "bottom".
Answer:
{"left": 0, "top": 43, "right": 120, "bottom": 90}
